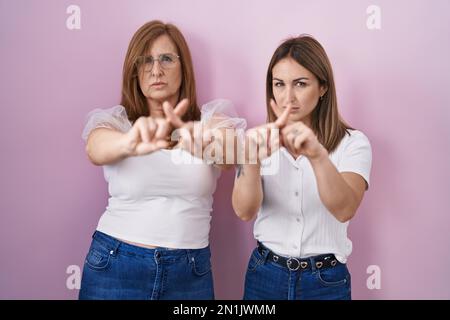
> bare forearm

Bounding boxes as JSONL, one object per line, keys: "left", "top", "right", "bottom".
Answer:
{"left": 212, "top": 130, "right": 240, "bottom": 170}
{"left": 309, "top": 154, "right": 359, "bottom": 222}
{"left": 232, "top": 164, "right": 263, "bottom": 221}
{"left": 86, "top": 129, "right": 131, "bottom": 166}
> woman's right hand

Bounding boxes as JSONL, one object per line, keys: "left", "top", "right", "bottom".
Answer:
{"left": 120, "top": 99, "right": 190, "bottom": 157}
{"left": 244, "top": 100, "right": 291, "bottom": 164}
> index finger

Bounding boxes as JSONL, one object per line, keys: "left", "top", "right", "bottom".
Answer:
{"left": 173, "top": 98, "right": 190, "bottom": 118}
{"left": 163, "top": 101, "right": 185, "bottom": 128}
{"left": 273, "top": 101, "right": 292, "bottom": 128}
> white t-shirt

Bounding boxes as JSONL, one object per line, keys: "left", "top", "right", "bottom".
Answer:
{"left": 254, "top": 130, "right": 372, "bottom": 263}
{"left": 82, "top": 99, "right": 246, "bottom": 249}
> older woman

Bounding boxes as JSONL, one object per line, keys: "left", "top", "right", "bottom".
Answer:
{"left": 79, "top": 20, "right": 245, "bottom": 300}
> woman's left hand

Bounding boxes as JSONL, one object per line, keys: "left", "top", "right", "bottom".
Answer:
{"left": 281, "top": 122, "right": 328, "bottom": 161}
{"left": 163, "top": 101, "right": 214, "bottom": 159}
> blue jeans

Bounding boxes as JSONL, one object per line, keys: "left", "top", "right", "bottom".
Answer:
{"left": 79, "top": 231, "right": 214, "bottom": 300}
{"left": 244, "top": 247, "right": 351, "bottom": 300}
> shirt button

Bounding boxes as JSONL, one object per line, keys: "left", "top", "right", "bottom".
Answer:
{"left": 295, "top": 191, "right": 299, "bottom": 196}
{"left": 296, "top": 217, "right": 301, "bottom": 222}
{"left": 293, "top": 244, "right": 298, "bottom": 249}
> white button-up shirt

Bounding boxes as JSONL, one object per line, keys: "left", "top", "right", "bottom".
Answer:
{"left": 254, "top": 130, "right": 372, "bottom": 263}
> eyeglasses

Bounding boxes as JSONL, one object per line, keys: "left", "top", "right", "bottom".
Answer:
{"left": 135, "top": 53, "right": 180, "bottom": 72}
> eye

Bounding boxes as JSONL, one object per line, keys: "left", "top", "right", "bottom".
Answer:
{"left": 161, "top": 54, "right": 174, "bottom": 62}
{"left": 273, "top": 82, "right": 284, "bottom": 87}
{"left": 295, "top": 81, "right": 307, "bottom": 87}
{"left": 144, "top": 56, "right": 154, "bottom": 64}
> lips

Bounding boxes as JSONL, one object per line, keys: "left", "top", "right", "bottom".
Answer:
{"left": 283, "top": 106, "right": 301, "bottom": 112}
{"left": 151, "top": 82, "right": 167, "bottom": 87}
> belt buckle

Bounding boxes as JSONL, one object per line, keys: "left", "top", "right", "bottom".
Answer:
{"left": 287, "top": 257, "right": 300, "bottom": 271}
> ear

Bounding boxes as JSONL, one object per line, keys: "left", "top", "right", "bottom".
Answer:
{"left": 319, "top": 85, "right": 328, "bottom": 98}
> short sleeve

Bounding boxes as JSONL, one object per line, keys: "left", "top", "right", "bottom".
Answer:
{"left": 338, "top": 130, "right": 372, "bottom": 189}
{"left": 81, "top": 105, "right": 132, "bottom": 142}
{"left": 200, "top": 99, "right": 247, "bottom": 131}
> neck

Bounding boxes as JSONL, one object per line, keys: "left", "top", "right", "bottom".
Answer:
{"left": 300, "top": 115, "right": 312, "bottom": 128}
{"left": 148, "top": 94, "right": 179, "bottom": 118}
{"left": 286, "top": 118, "right": 312, "bottom": 128}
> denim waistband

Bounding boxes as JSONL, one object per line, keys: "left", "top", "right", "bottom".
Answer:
{"left": 92, "top": 230, "right": 210, "bottom": 258}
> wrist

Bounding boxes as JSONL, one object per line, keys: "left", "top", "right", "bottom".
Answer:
{"left": 235, "top": 162, "right": 261, "bottom": 180}
{"left": 118, "top": 133, "right": 135, "bottom": 157}
{"left": 243, "top": 163, "right": 261, "bottom": 170}
{"left": 308, "top": 145, "right": 328, "bottom": 164}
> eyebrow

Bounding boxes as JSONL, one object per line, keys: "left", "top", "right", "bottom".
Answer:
{"left": 145, "top": 52, "right": 176, "bottom": 57}
{"left": 273, "top": 77, "right": 310, "bottom": 82}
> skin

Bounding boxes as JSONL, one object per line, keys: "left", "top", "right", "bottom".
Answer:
{"left": 139, "top": 34, "right": 182, "bottom": 119}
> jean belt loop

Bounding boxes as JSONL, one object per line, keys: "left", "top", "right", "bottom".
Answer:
{"left": 186, "top": 249, "right": 194, "bottom": 264}
{"left": 110, "top": 237, "right": 121, "bottom": 257}
{"left": 257, "top": 242, "right": 270, "bottom": 262}
{"left": 154, "top": 248, "right": 162, "bottom": 262}
{"left": 309, "top": 257, "right": 316, "bottom": 272}
{"left": 262, "top": 247, "right": 270, "bottom": 262}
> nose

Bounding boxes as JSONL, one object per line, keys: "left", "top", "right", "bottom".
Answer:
{"left": 285, "top": 87, "right": 295, "bottom": 105}
{"left": 150, "top": 60, "right": 164, "bottom": 77}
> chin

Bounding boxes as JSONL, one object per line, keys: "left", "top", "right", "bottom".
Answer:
{"left": 149, "top": 91, "right": 171, "bottom": 101}
{"left": 288, "top": 115, "right": 304, "bottom": 123}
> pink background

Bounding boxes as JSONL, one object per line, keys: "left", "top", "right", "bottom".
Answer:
{"left": 1, "top": 0, "right": 449, "bottom": 299}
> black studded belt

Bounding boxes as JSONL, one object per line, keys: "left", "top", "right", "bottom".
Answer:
{"left": 257, "top": 242, "right": 342, "bottom": 272}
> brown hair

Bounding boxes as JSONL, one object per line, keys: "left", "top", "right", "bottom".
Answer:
{"left": 266, "top": 35, "right": 353, "bottom": 153}
{"left": 120, "top": 20, "right": 200, "bottom": 123}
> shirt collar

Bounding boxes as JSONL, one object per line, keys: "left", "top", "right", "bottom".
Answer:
{"left": 280, "top": 147, "right": 303, "bottom": 168}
